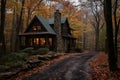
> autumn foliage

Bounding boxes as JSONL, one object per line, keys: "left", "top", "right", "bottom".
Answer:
{"left": 89, "top": 52, "right": 120, "bottom": 80}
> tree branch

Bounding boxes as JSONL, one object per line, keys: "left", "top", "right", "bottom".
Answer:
{"left": 30, "top": 0, "right": 43, "bottom": 14}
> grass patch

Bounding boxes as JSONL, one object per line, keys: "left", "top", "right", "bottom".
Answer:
{"left": 0, "top": 52, "right": 29, "bottom": 68}
{"left": 0, "top": 47, "right": 56, "bottom": 69}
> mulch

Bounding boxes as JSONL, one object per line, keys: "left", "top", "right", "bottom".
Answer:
{"left": 89, "top": 52, "right": 120, "bottom": 80}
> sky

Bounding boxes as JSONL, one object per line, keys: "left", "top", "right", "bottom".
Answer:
{"left": 70, "top": 0, "right": 80, "bottom": 6}
{"left": 67, "top": 0, "right": 87, "bottom": 7}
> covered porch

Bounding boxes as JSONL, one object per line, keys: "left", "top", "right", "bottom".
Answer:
{"left": 18, "top": 32, "right": 56, "bottom": 51}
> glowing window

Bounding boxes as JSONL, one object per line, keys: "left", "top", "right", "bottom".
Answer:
{"left": 33, "top": 26, "right": 41, "bottom": 31}
{"left": 34, "top": 38, "right": 39, "bottom": 45}
{"left": 33, "top": 27, "right": 37, "bottom": 30}
{"left": 40, "top": 38, "right": 45, "bottom": 46}
{"left": 49, "top": 38, "right": 52, "bottom": 46}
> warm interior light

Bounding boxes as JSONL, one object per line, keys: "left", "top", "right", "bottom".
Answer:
{"left": 40, "top": 38, "right": 45, "bottom": 46}
{"left": 33, "top": 26, "right": 41, "bottom": 31}
{"left": 49, "top": 38, "right": 52, "bottom": 46}
{"left": 33, "top": 27, "right": 37, "bottom": 30}
{"left": 34, "top": 38, "right": 39, "bottom": 45}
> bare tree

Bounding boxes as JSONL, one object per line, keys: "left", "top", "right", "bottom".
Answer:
{"left": 88, "top": 0, "right": 104, "bottom": 50}
{"left": 79, "top": 0, "right": 105, "bottom": 50}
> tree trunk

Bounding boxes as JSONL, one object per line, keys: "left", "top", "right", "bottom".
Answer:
{"left": 114, "top": 0, "right": 119, "bottom": 63}
{"left": 0, "top": 0, "right": 7, "bottom": 55}
{"left": 10, "top": 7, "right": 17, "bottom": 52}
{"left": 95, "top": 27, "right": 99, "bottom": 51}
{"left": 104, "top": 0, "right": 117, "bottom": 71}
{"left": 15, "top": 0, "right": 25, "bottom": 51}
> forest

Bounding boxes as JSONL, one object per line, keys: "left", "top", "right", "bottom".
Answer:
{"left": 0, "top": 0, "right": 120, "bottom": 80}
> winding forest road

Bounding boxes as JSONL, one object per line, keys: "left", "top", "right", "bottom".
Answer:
{"left": 23, "top": 52, "right": 97, "bottom": 80}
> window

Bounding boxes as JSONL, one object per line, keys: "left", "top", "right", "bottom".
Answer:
{"left": 40, "top": 38, "right": 45, "bottom": 46}
{"left": 32, "top": 26, "right": 41, "bottom": 31}
{"left": 34, "top": 38, "right": 39, "bottom": 45}
{"left": 33, "top": 27, "right": 37, "bottom": 31}
{"left": 49, "top": 38, "right": 52, "bottom": 46}
{"left": 37, "top": 26, "right": 41, "bottom": 30}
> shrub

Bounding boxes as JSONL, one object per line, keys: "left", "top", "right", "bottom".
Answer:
{"left": 15, "top": 52, "right": 29, "bottom": 61}
{"left": 32, "top": 50, "right": 40, "bottom": 55}
{"left": 37, "top": 48, "right": 49, "bottom": 55}
{"left": 2, "top": 53, "right": 21, "bottom": 62}
{"left": 20, "top": 47, "right": 34, "bottom": 54}
{"left": 47, "top": 51, "right": 56, "bottom": 55}
{"left": 0, "top": 52, "right": 28, "bottom": 68}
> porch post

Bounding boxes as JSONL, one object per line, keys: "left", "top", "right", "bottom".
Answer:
{"left": 45, "top": 37, "right": 49, "bottom": 49}
{"left": 19, "top": 36, "right": 22, "bottom": 49}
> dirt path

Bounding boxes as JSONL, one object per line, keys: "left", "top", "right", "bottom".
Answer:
{"left": 23, "top": 52, "right": 97, "bottom": 80}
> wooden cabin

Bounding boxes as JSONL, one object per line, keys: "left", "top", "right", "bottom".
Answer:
{"left": 19, "top": 10, "right": 76, "bottom": 52}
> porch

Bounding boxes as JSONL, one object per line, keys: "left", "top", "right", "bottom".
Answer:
{"left": 18, "top": 32, "right": 56, "bottom": 51}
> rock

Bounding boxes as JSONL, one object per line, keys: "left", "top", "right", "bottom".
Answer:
{"left": 0, "top": 65, "right": 10, "bottom": 72}
{"left": 0, "top": 69, "right": 20, "bottom": 79}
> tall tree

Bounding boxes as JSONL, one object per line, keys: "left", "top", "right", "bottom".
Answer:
{"left": 79, "top": 0, "right": 105, "bottom": 50}
{"left": 104, "top": 0, "right": 117, "bottom": 71}
{"left": 11, "top": 6, "right": 17, "bottom": 52}
{"left": 15, "top": 0, "right": 25, "bottom": 51}
{"left": 0, "top": 0, "right": 7, "bottom": 55}
{"left": 113, "top": 0, "right": 120, "bottom": 62}
{"left": 88, "top": 0, "right": 104, "bottom": 50}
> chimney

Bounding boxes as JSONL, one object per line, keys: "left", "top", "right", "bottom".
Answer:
{"left": 54, "top": 10, "right": 64, "bottom": 52}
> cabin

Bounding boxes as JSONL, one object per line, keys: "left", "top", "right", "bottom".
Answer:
{"left": 18, "top": 10, "right": 76, "bottom": 52}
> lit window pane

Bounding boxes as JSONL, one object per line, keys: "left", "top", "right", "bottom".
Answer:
{"left": 34, "top": 38, "right": 39, "bottom": 45}
{"left": 40, "top": 38, "right": 45, "bottom": 46}
{"left": 49, "top": 38, "right": 52, "bottom": 46}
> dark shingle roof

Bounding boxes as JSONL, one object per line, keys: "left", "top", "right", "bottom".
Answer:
{"left": 36, "top": 16, "right": 56, "bottom": 35}
{"left": 19, "top": 16, "right": 76, "bottom": 39}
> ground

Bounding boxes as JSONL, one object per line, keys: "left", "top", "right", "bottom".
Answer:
{"left": 89, "top": 52, "right": 120, "bottom": 80}
{"left": 12, "top": 52, "right": 96, "bottom": 80}
{"left": 11, "top": 51, "right": 120, "bottom": 80}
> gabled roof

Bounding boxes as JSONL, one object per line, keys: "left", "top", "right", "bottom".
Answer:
{"left": 35, "top": 16, "right": 56, "bottom": 35}
{"left": 20, "top": 15, "right": 74, "bottom": 38}
{"left": 47, "top": 17, "right": 66, "bottom": 24}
